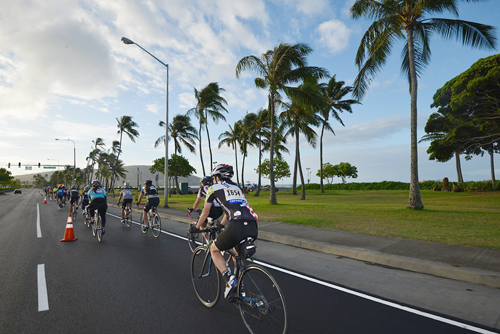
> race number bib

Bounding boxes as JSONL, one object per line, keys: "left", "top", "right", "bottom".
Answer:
{"left": 225, "top": 188, "right": 245, "bottom": 204}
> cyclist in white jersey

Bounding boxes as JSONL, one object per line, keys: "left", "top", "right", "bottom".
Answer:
{"left": 117, "top": 182, "right": 134, "bottom": 224}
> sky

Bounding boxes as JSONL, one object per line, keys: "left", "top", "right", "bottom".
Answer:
{"left": 2, "top": 0, "right": 499, "bottom": 185}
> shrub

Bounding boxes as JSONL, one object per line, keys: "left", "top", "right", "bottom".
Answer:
{"left": 298, "top": 180, "right": 499, "bottom": 191}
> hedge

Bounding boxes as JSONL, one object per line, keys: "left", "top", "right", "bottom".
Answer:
{"left": 298, "top": 180, "right": 500, "bottom": 191}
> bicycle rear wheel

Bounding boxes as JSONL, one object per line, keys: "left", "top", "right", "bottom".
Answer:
{"left": 96, "top": 215, "right": 103, "bottom": 242}
{"left": 73, "top": 209, "right": 78, "bottom": 221}
{"left": 238, "top": 264, "right": 288, "bottom": 334}
{"left": 126, "top": 210, "right": 132, "bottom": 228}
{"left": 191, "top": 246, "right": 220, "bottom": 308}
{"left": 91, "top": 216, "right": 97, "bottom": 237}
{"left": 152, "top": 215, "right": 161, "bottom": 238}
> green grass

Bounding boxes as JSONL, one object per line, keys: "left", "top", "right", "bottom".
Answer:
{"left": 159, "top": 189, "right": 500, "bottom": 250}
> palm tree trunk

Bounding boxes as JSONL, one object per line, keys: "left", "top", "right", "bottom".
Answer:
{"left": 198, "top": 119, "right": 206, "bottom": 176}
{"left": 292, "top": 122, "right": 299, "bottom": 195}
{"left": 241, "top": 154, "right": 246, "bottom": 193}
{"left": 490, "top": 148, "right": 496, "bottom": 186}
{"left": 110, "top": 131, "right": 123, "bottom": 193}
{"left": 269, "top": 95, "right": 277, "bottom": 205}
{"left": 174, "top": 147, "right": 182, "bottom": 195}
{"left": 455, "top": 151, "right": 464, "bottom": 183}
{"left": 406, "top": 28, "right": 424, "bottom": 210}
{"left": 255, "top": 133, "right": 262, "bottom": 197}
{"left": 234, "top": 142, "right": 240, "bottom": 188}
{"left": 297, "top": 142, "right": 306, "bottom": 200}
{"left": 320, "top": 124, "right": 325, "bottom": 193}
{"left": 205, "top": 120, "right": 213, "bottom": 171}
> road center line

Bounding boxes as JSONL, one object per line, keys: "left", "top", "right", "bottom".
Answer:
{"left": 37, "top": 264, "right": 49, "bottom": 312}
{"left": 37, "top": 204, "right": 41, "bottom": 238}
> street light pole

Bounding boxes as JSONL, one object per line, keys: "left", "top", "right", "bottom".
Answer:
{"left": 306, "top": 168, "right": 310, "bottom": 184}
{"left": 55, "top": 138, "right": 76, "bottom": 186}
{"left": 122, "top": 37, "right": 169, "bottom": 208}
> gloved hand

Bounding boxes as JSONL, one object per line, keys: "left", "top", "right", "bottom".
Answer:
{"left": 189, "top": 223, "right": 199, "bottom": 234}
{"left": 117, "top": 201, "right": 120, "bottom": 205}
{"left": 216, "top": 222, "right": 225, "bottom": 230}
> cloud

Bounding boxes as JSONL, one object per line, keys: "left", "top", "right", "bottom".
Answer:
{"left": 316, "top": 19, "right": 351, "bottom": 54}
{"left": 147, "top": 104, "right": 159, "bottom": 114}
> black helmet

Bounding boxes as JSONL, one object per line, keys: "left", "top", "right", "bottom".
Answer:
{"left": 145, "top": 179, "right": 152, "bottom": 186}
{"left": 92, "top": 180, "right": 101, "bottom": 188}
{"left": 212, "top": 164, "right": 233, "bottom": 179}
{"left": 201, "top": 176, "right": 213, "bottom": 186}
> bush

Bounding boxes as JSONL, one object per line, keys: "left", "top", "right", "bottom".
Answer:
{"left": 298, "top": 180, "right": 500, "bottom": 191}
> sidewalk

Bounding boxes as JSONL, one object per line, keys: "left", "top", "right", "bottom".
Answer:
{"left": 127, "top": 204, "right": 500, "bottom": 289}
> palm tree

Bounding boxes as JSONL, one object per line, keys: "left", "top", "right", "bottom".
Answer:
{"left": 218, "top": 122, "right": 242, "bottom": 187}
{"left": 350, "top": 0, "right": 496, "bottom": 209}
{"left": 156, "top": 115, "right": 197, "bottom": 193}
{"left": 87, "top": 138, "right": 105, "bottom": 183}
{"left": 319, "top": 76, "right": 359, "bottom": 193}
{"left": 280, "top": 88, "right": 321, "bottom": 200}
{"left": 236, "top": 43, "right": 329, "bottom": 204}
{"left": 188, "top": 82, "right": 228, "bottom": 175}
{"left": 112, "top": 116, "right": 139, "bottom": 190}
{"left": 251, "top": 108, "right": 271, "bottom": 197}
{"left": 239, "top": 113, "right": 258, "bottom": 193}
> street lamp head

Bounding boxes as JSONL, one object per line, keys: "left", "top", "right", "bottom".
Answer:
{"left": 121, "top": 37, "right": 135, "bottom": 45}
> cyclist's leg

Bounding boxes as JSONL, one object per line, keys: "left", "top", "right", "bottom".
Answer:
{"left": 143, "top": 200, "right": 151, "bottom": 225}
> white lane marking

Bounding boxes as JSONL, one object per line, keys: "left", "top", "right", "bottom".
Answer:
{"left": 105, "top": 212, "right": 494, "bottom": 334}
{"left": 252, "top": 260, "right": 497, "bottom": 334}
{"left": 37, "top": 264, "right": 49, "bottom": 312}
{"left": 37, "top": 204, "right": 42, "bottom": 238}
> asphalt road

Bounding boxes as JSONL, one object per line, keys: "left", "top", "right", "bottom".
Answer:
{"left": 0, "top": 189, "right": 498, "bottom": 334}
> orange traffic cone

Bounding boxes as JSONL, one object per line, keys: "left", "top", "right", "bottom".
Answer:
{"left": 60, "top": 213, "right": 78, "bottom": 242}
{"left": 43, "top": 197, "right": 47, "bottom": 204}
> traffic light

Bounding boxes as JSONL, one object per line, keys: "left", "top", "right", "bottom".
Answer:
{"left": 8, "top": 163, "right": 10, "bottom": 168}
{"left": 38, "top": 162, "right": 41, "bottom": 168}
{"left": 18, "top": 162, "right": 21, "bottom": 168}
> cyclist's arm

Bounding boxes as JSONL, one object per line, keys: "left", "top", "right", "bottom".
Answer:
{"left": 192, "top": 196, "right": 202, "bottom": 210}
{"left": 195, "top": 201, "right": 212, "bottom": 229}
{"left": 137, "top": 192, "right": 144, "bottom": 204}
{"left": 220, "top": 214, "right": 228, "bottom": 226}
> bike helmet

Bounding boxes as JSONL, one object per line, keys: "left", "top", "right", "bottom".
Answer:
{"left": 84, "top": 186, "right": 90, "bottom": 191}
{"left": 92, "top": 180, "right": 101, "bottom": 188}
{"left": 201, "top": 176, "right": 213, "bottom": 186}
{"left": 124, "top": 182, "right": 131, "bottom": 188}
{"left": 71, "top": 185, "right": 77, "bottom": 190}
{"left": 211, "top": 164, "right": 234, "bottom": 179}
{"left": 145, "top": 179, "right": 152, "bottom": 186}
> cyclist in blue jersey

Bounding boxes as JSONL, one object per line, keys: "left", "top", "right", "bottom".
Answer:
{"left": 190, "top": 164, "right": 258, "bottom": 301}
{"left": 56, "top": 185, "right": 64, "bottom": 205}
{"left": 88, "top": 180, "right": 108, "bottom": 234}
{"left": 80, "top": 186, "right": 90, "bottom": 215}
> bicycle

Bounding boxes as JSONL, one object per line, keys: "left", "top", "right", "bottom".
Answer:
{"left": 83, "top": 205, "right": 91, "bottom": 227}
{"left": 117, "top": 201, "right": 133, "bottom": 228}
{"left": 191, "top": 227, "right": 288, "bottom": 334}
{"left": 139, "top": 205, "right": 161, "bottom": 238}
{"left": 187, "top": 208, "right": 220, "bottom": 252}
{"left": 91, "top": 208, "right": 103, "bottom": 242}
{"left": 72, "top": 202, "right": 78, "bottom": 221}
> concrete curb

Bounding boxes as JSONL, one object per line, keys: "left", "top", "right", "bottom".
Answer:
{"left": 112, "top": 205, "right": 500, "bottom": 289}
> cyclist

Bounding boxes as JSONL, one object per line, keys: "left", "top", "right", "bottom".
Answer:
{"left": 117, "top": 182, "right": 134, "bottom": 224}
{"left": 88, "top": 180, "right": 108, "bottom": 235}
{"left": 62, "top": 186, "right": 68, "bottom": 205}
{"left": 56, "top": 185, "right": 64, "bottom": 205}
{"left": 69, "top": 185, "right": 80, "bottom": 214}
{"left": 48, "top": 186, "right": 54, "bottom": 200}
{"left": 191, "top": 175, "right": 224, "bottom": 234}
{"left": 189, "top": 164, "right": 258, "bottom": 301}
{"left": 137, "top": 180, "right": 160, "bottom": 229}
{"left": 80, "top": 185, "right": 90, "bottom": 216}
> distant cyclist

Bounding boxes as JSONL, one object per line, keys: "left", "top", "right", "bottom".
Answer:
{"left": 88, "top": 180, "right": 108, "bottom": 235}
{"left": 69, "top": 185, "right": 80, "bottom": 214}
{"left": 56, "top": 185, "right": 64, "bottom": 205}
{"left": 191, "top": 175, "right": 224, "bottom": 229}
{"left": 48, "top": 186, "right": 54, "bottom": 200}
{"left": 137, "top": 180, "right": 159, "bottom": 228}
{"left": 80, "top": 186, "right": 90, "bottom": 215}
{"left": 117, "top": 182, "right": 134, "bottom": 224}
{"left": 189, "top": 164, "right": 258, "bottom": 301}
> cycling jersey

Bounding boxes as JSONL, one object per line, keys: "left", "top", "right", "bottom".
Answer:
{"left": 141, "top": 185, "right": 159, "bottom": 199}
{"left": 70, "top": 189, "right": 79, "bottom": 199}
{"left": 206, "top": 180, "right": 258, "bottom": 221}
{"left": 89, "top": 188, "right": 107, "bottom": 201}
{"left": 120, "top": 188, "right": 133, "bottom": 200}
{"left": 198, "top": 186, "right": 221, "bottom": 207}
{"left": 56, "top": 188, "right": 64, "bottom": 197}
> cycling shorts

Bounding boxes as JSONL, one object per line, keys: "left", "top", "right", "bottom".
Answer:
{"left": 57, "top": 194, "right": 63, "bottom": 199}
{"left": 70, "top": 196, "right": 79, "bottom": 204}
{"left": 215, "top": 220, "right": 258, "bottom": 252}
{"left": 122, "top": 198, "right": 133, "bottom": 208}
{"left": 144, "top": 198, "right": 160, "bottom": 212}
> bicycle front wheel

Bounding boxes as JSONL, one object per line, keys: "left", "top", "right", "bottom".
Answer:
{"left": 152, "top": 215, "right": 161, "bottom": 238}
{"left": 238, "top": 264, "right": 288, "bottom": 334}
{"left": 187, "top": 231, "right": 199, "bottom": 252}
{"left": 191, "top": 246, "right": 220, "bottom": 308}
{"left": 96, "top": 215, "right": 103, "bottom": 243}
